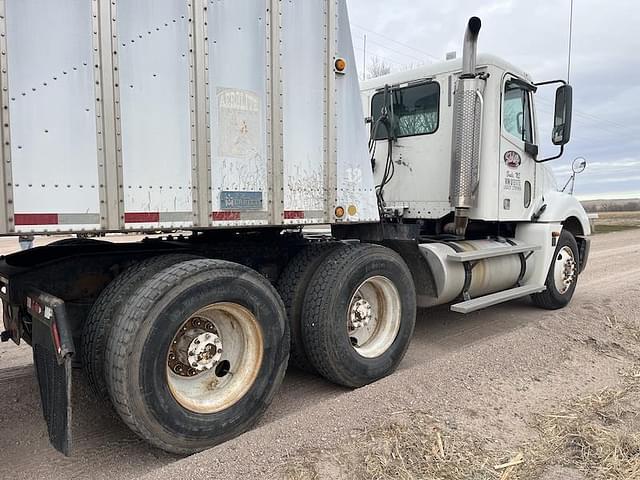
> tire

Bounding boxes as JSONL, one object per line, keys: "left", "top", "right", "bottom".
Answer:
{"left": 301, "top": 244, "right": 416, "bottom": 388}
{"left": 276, "top": 242, "right": 340, "bottom": 372}
{"left": 531, "top": 230, "right": 580, "bottom": 310}
{"left": 49, "top": 237, "right": 106, "bottom": 246}
{"left": 104, "top": 259, "right": 289, "bottom": 454}
{"left": 81, "top": 253, "right": 199, "bottom": 399}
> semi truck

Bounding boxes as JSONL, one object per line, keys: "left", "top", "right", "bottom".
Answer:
{"left": 0, "top": 0, "right": 590, "bottom": 456}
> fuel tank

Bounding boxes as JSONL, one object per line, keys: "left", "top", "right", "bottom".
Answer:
{"left": 420, "top": 239, "right": 524, "bottom": 306}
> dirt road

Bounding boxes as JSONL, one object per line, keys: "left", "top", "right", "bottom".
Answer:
{"left": 0, "top": 230, "right": 638, "bottom": 479}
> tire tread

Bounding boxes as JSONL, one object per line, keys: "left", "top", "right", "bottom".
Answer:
{"left": 276, "top": 242, "right": 341, "bottom": 371}
{"left": 81, "top": 253, "right": 198, "bottom": 398}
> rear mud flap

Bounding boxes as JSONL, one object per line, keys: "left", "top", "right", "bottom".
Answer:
{"left": 33, "top": 346, "right": 72, "bottom": 456}
{"left": 28, "top": 290, "right": 76, "bottom": 456}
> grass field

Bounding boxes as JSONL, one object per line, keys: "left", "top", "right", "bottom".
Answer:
{"left": 591, "top": 211, "right": 640, "bottom": 234}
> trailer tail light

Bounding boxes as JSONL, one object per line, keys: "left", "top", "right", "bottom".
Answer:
{"left": 26, "top": 293, "right": 68, "bottom": 359}
{"left": 26, "top": 296, "right": 54, "bottom": 320}
{"left": 335, "top": 206, "right": 345, "bottom": 219}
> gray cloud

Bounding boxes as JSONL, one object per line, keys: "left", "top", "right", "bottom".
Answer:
{"left": 348, "top": 0, "right": 640, "bottom": 199}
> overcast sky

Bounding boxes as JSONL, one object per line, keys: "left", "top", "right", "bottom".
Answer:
{"left": 348, "top": 0, "right": 640, "bottom": 200}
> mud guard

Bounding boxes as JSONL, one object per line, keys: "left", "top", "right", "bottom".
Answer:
{"left": 28, "top": 290, "right": 75, "bottom": 456}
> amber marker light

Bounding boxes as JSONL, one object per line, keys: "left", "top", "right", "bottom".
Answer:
{"left": 335, "top": 206, "right": 346, "bottom": 218}
{"left": 335, "top": 58, "right": 347, "bottom": 73}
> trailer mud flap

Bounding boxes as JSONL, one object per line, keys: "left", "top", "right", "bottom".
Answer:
{"left": 33, "top": 346, "right": 72, "bottom": 455}
{"left": 27, "top": 290, "right": 76, "bottom": 456}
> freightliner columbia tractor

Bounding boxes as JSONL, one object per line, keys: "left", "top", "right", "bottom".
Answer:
{"left": 0, "top": 0, "right": 590, "bottom": 455}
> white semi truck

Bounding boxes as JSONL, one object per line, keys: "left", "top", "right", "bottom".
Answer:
{"left": 0, "top": 0, "right": 590, "bottom": 456}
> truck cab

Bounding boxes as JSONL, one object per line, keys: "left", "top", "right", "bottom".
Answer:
{"left": 361, "top": 55, "right": 590, "bottom": 238}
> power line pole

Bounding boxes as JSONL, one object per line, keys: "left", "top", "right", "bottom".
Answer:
{"left": 362, "top": 34, "right": 367, "bottom": 81}
{"left": 567, "top": 0, "right": 574, "bottom": 83}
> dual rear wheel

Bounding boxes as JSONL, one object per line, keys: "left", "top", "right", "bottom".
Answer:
{"left": 82, "top": 244, "right": 416, "bottom": 454}
{"left": 85, "top": 258, "right": 289, "bottom": 454}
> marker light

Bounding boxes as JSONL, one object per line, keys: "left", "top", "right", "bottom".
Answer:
{"left": 335, "top": 58, "right": 347, "bottom": 73}
{"left": 335, "top": 206, "right": 345, "bottom": 218}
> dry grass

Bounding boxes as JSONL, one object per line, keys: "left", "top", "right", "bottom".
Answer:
{"left": 592, "top": 211, "right": 640, "bottom": 234}
{"left": 284, "top": 412, "right": 509, "bottom": 480}
{"left": 283, "top": 369, "right": 640, "bottom": 480}
{"left": 526, "top": 371, "right": 640, "bottom": 479}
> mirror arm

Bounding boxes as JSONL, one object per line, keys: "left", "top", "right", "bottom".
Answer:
{"left": 533, "top": 79, "right": 567, "bottom": 87}
{"left": 534, "top": 144, "right": 565, "bottom": 163}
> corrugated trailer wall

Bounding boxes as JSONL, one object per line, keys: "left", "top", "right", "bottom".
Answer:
{"left": 0, "top": 0, "right": 377, "bottom": 235}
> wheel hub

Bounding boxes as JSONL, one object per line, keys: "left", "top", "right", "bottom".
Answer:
{"left": 349, "top": 298, "right": 373, "bottom": 330}
{"left": 187, "top": 332, "right": 223, "bottom": 372}
{"left": 166, "top": 303, "right": 264, "bottom": 414}
{"left": 168, "top": 317, "right": 221, "bottom": 377}
{"left": 553, "top": 246, "right": 577, "bottom": 295}
{"left": 346, "top": 276, "right": 402, "bottom": 358}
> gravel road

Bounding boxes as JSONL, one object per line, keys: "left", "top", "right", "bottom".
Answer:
{"left": 0, "top": 230, "right": 638, "bottom": 479}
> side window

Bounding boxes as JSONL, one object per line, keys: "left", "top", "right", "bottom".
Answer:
{"left": 371, "top": 82, "right": 440, "bottom": 140}
{"left": 503, "top": 81, "right": 533, "bottom": 143}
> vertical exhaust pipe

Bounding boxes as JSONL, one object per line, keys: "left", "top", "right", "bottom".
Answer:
{"left": 449, "top": 17, "right": 484, "bottom": 236}
{"left": 461, "top": 17, "right": 482, "bottom": 77}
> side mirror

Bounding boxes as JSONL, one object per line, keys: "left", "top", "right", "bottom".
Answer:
{"left": 552, "top": 85, "right": 573, "bottom": 146}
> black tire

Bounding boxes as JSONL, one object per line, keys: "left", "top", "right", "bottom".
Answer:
{"left": 276, "top": 242, "right": 341, "bottom": 372}
{"left": 81, "top": 254, "right": 199, "bottom": 399}
{"left": 301, "top": 244, "right": 416, "bottom": 388}
{"left": 104, "top": 259, "right": 289, "bottom": 454}
{"left": 49, "top": 237, "right": 106, "bottom": 246}
{"left": 531, "top": 230, "right": 580, "bottom": 310}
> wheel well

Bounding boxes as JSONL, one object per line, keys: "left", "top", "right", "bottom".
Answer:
{"left": 562, "top": 216, "right": 584, "bottom": 237}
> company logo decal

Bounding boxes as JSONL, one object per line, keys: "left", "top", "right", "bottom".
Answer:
{"left": 504, "top": 151, "right": 522, "bottom": 169}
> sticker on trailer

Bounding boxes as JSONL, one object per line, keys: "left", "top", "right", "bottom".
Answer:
{"left": 217, "top": 89, "right": 262, "bottom": 161}
{"left": 220, "top": 192, "right": 263, "bottom": 211}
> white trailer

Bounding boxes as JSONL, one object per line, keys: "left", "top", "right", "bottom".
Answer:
{"left": 0, "top": 1, "right": 590, "bottom": 456}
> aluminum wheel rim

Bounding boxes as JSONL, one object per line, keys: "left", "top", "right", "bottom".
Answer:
{"left": 553, "top": 246, "right": 577, "bottom": 295}
{"left": 347, "top": 276, "right": 401, "bottom": 359}
{"left": 166, "top": 303, "right": 263, "bottom": 414}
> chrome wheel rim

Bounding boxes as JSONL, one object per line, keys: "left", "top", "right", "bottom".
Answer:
{"left": 347, "top": 276, "right": 401, "bottom": 359}
{"left": 553, "top": 246, "right": 577, "bottom": 295}
{"left": 166, "top": 303, "right": 263, "bottom": 414}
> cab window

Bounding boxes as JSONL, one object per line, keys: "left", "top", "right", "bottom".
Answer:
{"left": 371, "top": 82, "right": 440, "bottom": 140}
{"left": 503, "top": 81, "right": 533, "bottom": 143}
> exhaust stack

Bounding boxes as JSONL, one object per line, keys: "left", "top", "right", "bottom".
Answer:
{"left": 449, "top": 17, "right": 485, "bottom": 236}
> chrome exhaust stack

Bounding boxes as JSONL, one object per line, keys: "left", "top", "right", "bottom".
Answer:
{"left": 449, "top": 17, "right": 485, "bottom": 236}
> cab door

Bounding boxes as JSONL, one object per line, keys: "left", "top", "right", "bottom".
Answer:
{"left": 499, "top": 75, "right": 537, "bottom": 221}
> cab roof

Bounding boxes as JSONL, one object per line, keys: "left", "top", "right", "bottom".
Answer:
{"left": 360, "top": 53, "right": 533, "bottom": 92}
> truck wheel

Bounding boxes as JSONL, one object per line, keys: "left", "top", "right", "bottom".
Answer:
{"left": 276, "top": 242, "right": 340, "bottom": 372}
{"left": 104, "top": 259, "right": 289, "bottom": 454}
{"left": 301, "top": 244, "right": 416, "bottom": 388}
{"left": 81, "top": 254, "right": 198, "bottom": 400}
{"left": 532, "top": 230, "right": 579, "bottom": 310}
